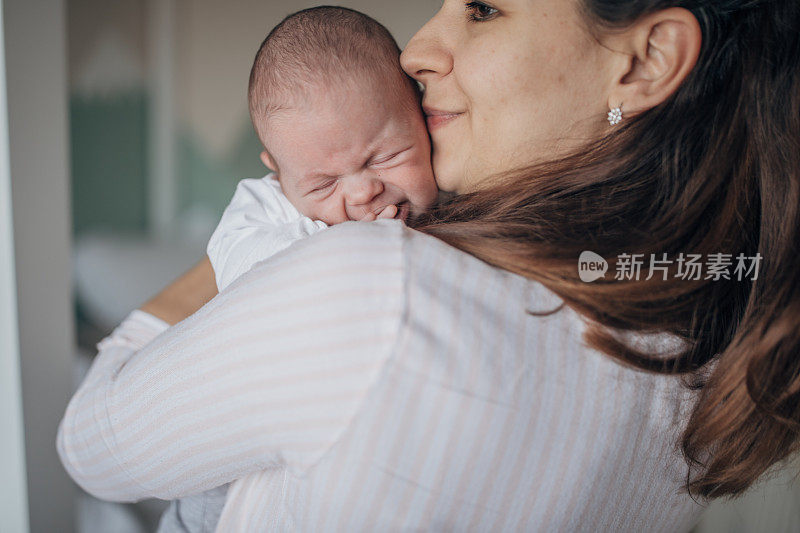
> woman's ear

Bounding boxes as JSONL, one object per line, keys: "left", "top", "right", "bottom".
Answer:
{"left": 605, "top": 7, "right": 702, "bottom": 117}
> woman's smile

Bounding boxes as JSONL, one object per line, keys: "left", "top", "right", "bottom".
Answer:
{"left": 423, "top": 106, "right": 464, "bottom": 130}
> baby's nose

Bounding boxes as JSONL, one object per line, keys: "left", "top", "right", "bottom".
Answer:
{"left": 343, "top": 175, "right": 384, "bottom": 205}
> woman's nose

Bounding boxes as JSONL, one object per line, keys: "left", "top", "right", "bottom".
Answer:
{"left": 400, "top": 16, "right": 453, "bottom": 86}
{"left": 343, "top": 175, "right": 384, "bottom": 206}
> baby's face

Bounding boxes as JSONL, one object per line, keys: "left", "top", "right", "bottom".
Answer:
{"left": 262, "top": 83, "right": 438, "bottom": 224}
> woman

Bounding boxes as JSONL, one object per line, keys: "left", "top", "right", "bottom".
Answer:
{"left": 58, "top": 0, "right": 800, "bottom": 531}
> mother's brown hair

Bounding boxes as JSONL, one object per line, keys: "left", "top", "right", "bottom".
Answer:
{"left": 409, "top": 0, "right": 799, "bottom": 500}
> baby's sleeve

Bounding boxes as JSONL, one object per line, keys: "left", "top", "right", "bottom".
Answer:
{"left": 207, "top": 175, "right": 328, "bottom": 291}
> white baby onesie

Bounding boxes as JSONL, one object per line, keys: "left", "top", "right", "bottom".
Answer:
{"left": 206, "top": 173, "right": 329, "bottom": 291}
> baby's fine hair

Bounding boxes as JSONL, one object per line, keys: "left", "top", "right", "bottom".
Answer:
{"left": 248, "top": 6, "right": 418, "bottom": 145}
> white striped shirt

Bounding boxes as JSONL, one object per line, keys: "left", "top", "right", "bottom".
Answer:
{"left": 57, "top": 218, "right": 704, "bottom": 531}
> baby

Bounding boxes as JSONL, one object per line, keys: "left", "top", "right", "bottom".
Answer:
{"left": 206, "top": 5, "right": 438, "bottom": 291}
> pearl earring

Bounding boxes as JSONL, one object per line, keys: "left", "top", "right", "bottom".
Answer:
{"left": 607, "top": 105, "right": 623, "bottom": 126}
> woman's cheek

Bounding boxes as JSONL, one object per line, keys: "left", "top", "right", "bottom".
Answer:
{"left": 431, "top": 150, "right": 467, "bottom": 193}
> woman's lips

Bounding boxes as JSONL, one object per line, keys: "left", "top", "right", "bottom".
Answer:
{"left": 423, "top": 107, "right": 463, "bottom": 130}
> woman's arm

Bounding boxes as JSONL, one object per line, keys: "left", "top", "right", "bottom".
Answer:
{"left": 140, "top": 255, "right": 218, "bottom": 326}
{"left": 57, "top": 220, "right": 406, "bottom": 502}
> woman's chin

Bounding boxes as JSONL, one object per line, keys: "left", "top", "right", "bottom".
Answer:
{"left": 431, "top": 159, "right": 466, "bottom": 194}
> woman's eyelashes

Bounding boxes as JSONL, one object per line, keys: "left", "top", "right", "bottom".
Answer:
{"left": 464, "top": 1, "right": 499, "bottom": 22}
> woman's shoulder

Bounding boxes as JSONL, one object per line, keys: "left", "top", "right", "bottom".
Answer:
{"left": 301, "top": 219, "right": 562, "bottom": 307}
{"left": 300, "top": 218, "right": 539, "bottom": 294}
{"left": 284, "top": 218, "right": 461, "bottom": 274}
{"left": 298, "top": 218, "right": 694, "bottom": 415}
{"left": 272, "top": 219, "right": 408, "bottom": 277}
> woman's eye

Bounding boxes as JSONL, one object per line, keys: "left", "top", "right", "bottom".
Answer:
{"left": 464, "top": 1, "right": 499, "bottom": 22}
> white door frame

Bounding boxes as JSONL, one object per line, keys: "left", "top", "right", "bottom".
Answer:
{"left": 3, "top": 0, "right": 76, "bottom": 530}
{"left": 0, "top": 0, "right": 30, "bottom": 529}
{"left": 147, "top": 0, "right": 178, "bottom": 241}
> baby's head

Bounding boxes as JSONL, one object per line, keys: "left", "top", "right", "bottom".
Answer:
{"left": 248, "top": 6, "right": 438, "bottom": 224}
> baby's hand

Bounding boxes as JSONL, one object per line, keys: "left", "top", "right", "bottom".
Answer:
{"left": 359, "top": 204, "right": 398, "bottom": 222}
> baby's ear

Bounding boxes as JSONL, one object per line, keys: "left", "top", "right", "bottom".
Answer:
{"left": 260, "top": 150, "right": 278, "bottom": 173}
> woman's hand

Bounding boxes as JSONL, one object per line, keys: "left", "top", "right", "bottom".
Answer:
{"left": 140, "top": 256, "right": 219, "bottom": 325}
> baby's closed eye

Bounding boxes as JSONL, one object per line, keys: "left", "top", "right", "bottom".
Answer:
{"left": 369, "top": 146, "right": 414, "bottom": 167}
{"left": 312, "top": 179, "right": 338, "bottom": 193}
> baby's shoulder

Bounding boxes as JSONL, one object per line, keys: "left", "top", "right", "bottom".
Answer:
{"left": 232, "top": 173, "right": 284, "bottom": 201}
{"left": 223, "top": 173, "right": 309, "bottom": 224}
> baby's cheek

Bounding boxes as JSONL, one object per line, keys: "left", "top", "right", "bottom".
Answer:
{"left": 294, "top": 197, "right": 329, "bottom": 223}
{"left": 317, "top": 198, "right": 351, "bottom": 224}
{"left": 415, "top": 162, "right": 439, "bottom": 201}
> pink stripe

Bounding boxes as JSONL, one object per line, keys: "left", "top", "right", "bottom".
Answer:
{"left": 432, "top": 278, "right": 528, "bottom": 526}
{"left": 558, "top": 364, "right": 619, "bottom": 530}
{"left": 492, "top": 312, "right": 574, "bottom": 530}
{"left": 326, "top": 243, "right": 455, "bottom": 531}
{"left": 68, "top": 321, "right": 398, "bottom": 436}
{"left": 110, "top": 328, "right": 398, "bottom": 430}
{"left": 586, "top": 371, "right": 649, "bottom": 528}
{"left": 398, "top": 266, "right": 504, "bottom": 526}
{"left": 355, "top": 256, "right": 472, "bottom": 529}
{"left": 75, "top": 359, "right": 389, "bottom": 477}
{"left": 530, "top": 336, "right": 592, "bottom": 530}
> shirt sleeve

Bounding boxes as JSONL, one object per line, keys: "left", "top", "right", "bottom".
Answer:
{"left": 77, "top": 310, "right": 169, "bottom": 388}
{"left": 57, "top": 219, "right": 407, "bottom": 503}
{"left": 206, "top": 175, "right": 328, "bottom": 291}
